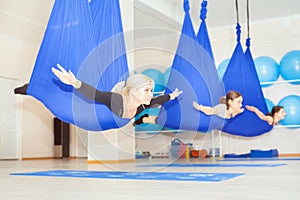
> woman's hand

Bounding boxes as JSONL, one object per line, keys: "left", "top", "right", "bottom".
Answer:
{"left": 193, "top": 101, "right": 201, "bottom": 110}
{"left": 170, "top": 88, "right": 183, "bottom": 100}
{"left": 142, "top": 116, "right": 157, "bottom": 124}
{"left": 52, "top": 64, "right": 81, "bottom": 88}
{"left": 192, "top": 101, "right": 211, "bottom": 114}
{"left": 245, "top": 105, "right": 256, "bottom": 112}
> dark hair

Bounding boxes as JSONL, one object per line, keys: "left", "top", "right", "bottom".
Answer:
{"left": 267, "top": 105, "right": 284, "bottom": 117}
{"left": 219, "top": 90, "right": 242, "bottom": 109}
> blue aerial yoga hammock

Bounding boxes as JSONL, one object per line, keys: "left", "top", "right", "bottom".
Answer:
{"left": 157, "top": 0, "right": 225, "bottom": 132}
{"left": 221, "top": 1, "right": 273, "bottom": 136}
{"left": 195, "top": 1, "right": 224, "bottom": 105}
{"left": 196, "top": 1, "right": 214, "bottom": 62}
{"left": 26, "top": 0, "right": 131, "bottom": 131}
{"left": 89, "top": 0, "right": 129, "bottom": 92}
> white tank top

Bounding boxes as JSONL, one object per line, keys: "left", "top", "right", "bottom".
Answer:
{"left": 212, "top": 104, "right": 227, "bottom": 118}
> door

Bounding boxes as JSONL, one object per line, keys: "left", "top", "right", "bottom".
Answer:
{"left": 0, "top": 77, "right": 21, "bottom": 159}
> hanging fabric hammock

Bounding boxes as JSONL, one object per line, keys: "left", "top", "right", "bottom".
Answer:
{"left": 157, "top": 0, "right": 225, "bottom": 132}
{"left": 26, "top": 0, "right": 131, "bottom": 131}
{"left": 221, "top": 0, "right": 272, "bottom": 136}
{"left": 196, "top": 1, "right": 214, "bottom": 62}
{"left": 195, "top": 0, "right": 225, "bottom": 108}
{"left": 89, "top": 0, "right": 129, "bottom": 92}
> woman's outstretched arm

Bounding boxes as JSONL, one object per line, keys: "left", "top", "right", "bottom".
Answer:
{"left": 193, "top": 101, "right": 214, "bottom": 115}
{"left": 245, "top": 105, "right": 273, "bottom": 125}
{"left": 52, "top": 64, "right": 123, "bottom": 117}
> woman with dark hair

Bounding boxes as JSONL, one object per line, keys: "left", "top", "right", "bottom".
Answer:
{"left": 245, "top": 105, "right": 285, "bottom": 126}
{"left": 193, "top": 90, "right": 244, "bottom": 119}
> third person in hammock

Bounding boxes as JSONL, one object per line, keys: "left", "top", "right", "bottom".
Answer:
{"left": 51, "top": 64, "right": 182, "bottom": 125}
{"left": 245, "top": 105, "right": 285, "bottom": 126}
{"left": 192, "top": 90, "right": 244, "bottom": 119}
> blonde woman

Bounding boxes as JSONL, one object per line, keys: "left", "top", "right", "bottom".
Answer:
{"left": 51, "top": 64, "right": 182, "bottom": 124}
{"left": 193, "top": 90, "right": 244, "bottom": 119}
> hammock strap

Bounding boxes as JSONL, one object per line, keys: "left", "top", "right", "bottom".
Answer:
{"left": 245, "top": 0, "right": 251, "bottom": 47}
{"left": 235, "top": 0, "right": 241, "bottom": 42}
{"left": 247, "top": 0, "right": 250, "bottom": 38}
{"left": 235, "top": 0, "right": 239, "bottom": 24}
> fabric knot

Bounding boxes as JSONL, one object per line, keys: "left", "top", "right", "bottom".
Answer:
{"left": 236, "top": 23, "right": 241, "bottom": 42}
{"left": 246, "top": 38, "right": 251, "bottom": 47}
{"left": 200, "top": 1, "right": 208, "bottom": 20}
{"left": 183, "top": 0, "right": 190, "bottom": 12}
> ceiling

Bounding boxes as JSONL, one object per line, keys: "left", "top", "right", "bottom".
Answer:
{"left": 135, "top": 0, "right": 300, "bottom": 30}
{"left": 1, "top": 0, "right": 299, "bottom": 44}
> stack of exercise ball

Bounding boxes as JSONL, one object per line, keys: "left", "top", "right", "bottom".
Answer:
{"left": 277, "top": 51, "right": 300, "bottom": 126}
{"left": 254, "top": 56, "right": 280, "bottom": 87}
{"left": 278, "top": 95, "right": 300, "bottom": 126}
{"left": 279, "top": 50, "right": 300, "bottom": 84}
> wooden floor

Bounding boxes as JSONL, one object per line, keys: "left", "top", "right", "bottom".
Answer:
{"left": 1, "top": 157, "right": 300, "bottom": 200}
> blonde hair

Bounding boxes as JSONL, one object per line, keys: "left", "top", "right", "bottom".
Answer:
{"left": 122, "top": 74, "right": 154, "bottom": 96}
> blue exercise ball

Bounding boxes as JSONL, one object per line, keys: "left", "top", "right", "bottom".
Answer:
{"left": 254, "top": 56, "right": 280, "bottom": 87}
{"left": 134, "top": 108, "right": 163, "bottom": 134}
{"left": 135, "top": 123, "right": 164, "bottom": 134}
{"left": 278, "top": 95, "right": 300, "bottom": 126}
{"left": 135, "top": 108, "right": 160, "bottom": 119}
{"left": 142, "top": 68, "right": 165, "bottom": 92}
{"left": 265, "top": 98, "right": 275, "bottom": 113}
{"left": 163, "top": 67, "right": 171, "bottom": 87}
{"left": 217, "top": 58, "right": 230, "bottom": 80}
{"left": 279, "top": 50, "right": 300, "bottom": 84}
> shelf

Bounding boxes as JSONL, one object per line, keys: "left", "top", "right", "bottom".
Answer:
{"left": 135, "top": 129, "right": 185, "bottom": 134}
{"left": 274, "top": 125, "right": 300, "bottom": 128}
{"left": 260, "top": 79, "right": 300, "bottom": 85}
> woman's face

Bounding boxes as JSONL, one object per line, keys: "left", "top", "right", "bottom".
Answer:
{"left": 229, "top": 96, "right": 243, "bottom": 112}
{"left": 275, "top": 108, "right": 286, "bottom": 120}
{"left": 132, "top": 84, "right": 153, "bottom": 105}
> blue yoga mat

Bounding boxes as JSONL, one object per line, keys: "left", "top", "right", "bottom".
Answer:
{"left": 10, "top": 170, "right": 244, "bottom": 182}
{"left": 219, "top": 157, "right": 300, "bottom": 162}
{"left": 137, "top": 163, "right": 286, "bottom": 168}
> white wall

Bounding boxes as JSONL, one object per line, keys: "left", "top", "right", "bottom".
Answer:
{"left": 0, "top": 0, "right": 55, "bottom": 158}
{"left": 0, "top": 0, "right": 134, "bottom": 159}
{"left": 1, "top": 0, "right": 299, "bottom": 159}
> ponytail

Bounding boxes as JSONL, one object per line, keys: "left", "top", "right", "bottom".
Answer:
{"left": 266, "top": 112, "right": 272, "bottom": 117}
{"left": 219, "top": 96, "right": 226, "bottom": 104}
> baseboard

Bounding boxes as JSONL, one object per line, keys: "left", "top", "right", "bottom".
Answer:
{"left": 87, "top": 159, "right": 136, "bottom": 164}
{"left": 22, "top": 157, "right": 57, "bottom": 160}
{"left": 22, "top": 156, "right": 80, "bottom": 160}
{"left": 279, "top": 153, "right": 300, "bottom": 157}
{"left": 19, "top": 154, "right": 300, "bottom": 161}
